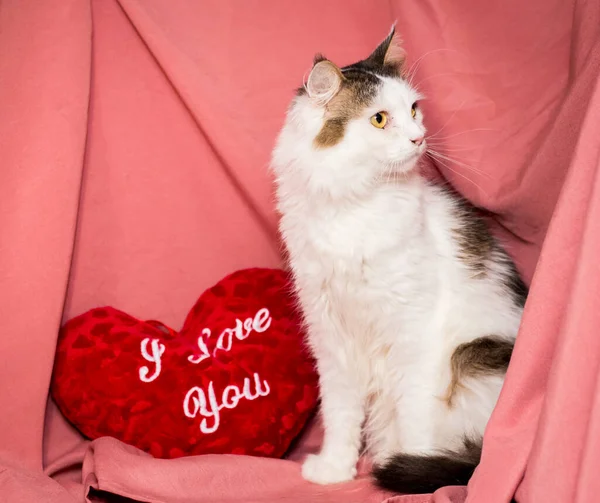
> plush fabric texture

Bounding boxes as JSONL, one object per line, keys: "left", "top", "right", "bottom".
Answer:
{"left": 51, "top": 268, "right": 318, "bottom": 460}
{"left": 1, "top": 1, "right": 600, "bottom": 502}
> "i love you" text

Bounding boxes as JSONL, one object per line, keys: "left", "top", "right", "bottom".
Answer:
{"left": 138, "top": 308, "right": 273, "bottom": 434}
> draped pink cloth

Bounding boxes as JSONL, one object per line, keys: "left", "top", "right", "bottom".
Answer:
{"left": 1, "top": 0, "right": 598, "bottom": 501}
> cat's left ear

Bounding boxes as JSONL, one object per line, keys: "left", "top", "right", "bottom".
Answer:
{"left": 366, "top": 24, "right": 406, "bottom": 69}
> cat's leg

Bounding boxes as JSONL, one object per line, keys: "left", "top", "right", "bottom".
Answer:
{"left": 364, "top": 394, "right": 402, "bottom": 465}
{"left": 368, "top": 419, "right": 403, "bottom": 466}
{"left": 393, "top": 368, "right": 445, "bottom": 456}
{"left": 367, "top": 361, "right": 443, "bottom": 462}
{"left": 302, "top": 344, "right": 366, "bottom": 485}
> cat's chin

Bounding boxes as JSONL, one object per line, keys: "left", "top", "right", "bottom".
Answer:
{"left": 404, "top": 145, "right": 426, "bottom": 164}
{"left": 383, "top": 154, "right": 423, "bottom": 177}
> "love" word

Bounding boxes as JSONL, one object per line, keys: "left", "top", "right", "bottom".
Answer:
{"left": 187, "top": 308, "right": 272, "bottom": 364}
{"left": 183, "top": 372, "right": 271, "bottom": 434}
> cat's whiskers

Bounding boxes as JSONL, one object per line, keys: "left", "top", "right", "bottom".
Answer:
{"left": 404, "top": 48, "right": 459, "bottom": 89}
{"left": 380, "top": 163, "right": 398, "bottom": 185}
{"left": 376, "top": 160, "right": 413, "bottom": 186}
{"left": 411, "top": 72, "right": 457, "bottom": 91}
{"left": 425, "top": 151, "right": 489, "bottom": 197}
{"left": 424, "top": 99, "right": 467, "bottom": 140}
{"left": 427, "top": 154, "right": 491, "bottom": 188}
{"left": 387, "top": 165, "right": 396, "bottom": 184}
{"left": 426, "top": 128, "right": 497, "bottom": 142}
{"left": 427, "top": 148, "right": 492, "bottom": 180}
{"left": 425, "top": 143, "right": 479, "bottom": 153}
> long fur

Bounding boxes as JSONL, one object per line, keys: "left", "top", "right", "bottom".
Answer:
{"left": 373, "top": 437, "right": 482, "bottom": 494}
{"left": 271, "top": 28, "right": 525, "bottom": 491}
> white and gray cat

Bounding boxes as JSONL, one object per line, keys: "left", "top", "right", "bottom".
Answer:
{"left": 271, "top": 26, "right": 526, "bottom": 494}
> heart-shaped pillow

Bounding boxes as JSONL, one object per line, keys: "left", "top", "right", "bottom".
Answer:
{"left": 51, "top": 268, "right": 319, "bottom": 459}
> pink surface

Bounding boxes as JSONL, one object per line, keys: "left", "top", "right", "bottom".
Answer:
{"left": 0, "top": 0, "right": 599, "bottom": 502}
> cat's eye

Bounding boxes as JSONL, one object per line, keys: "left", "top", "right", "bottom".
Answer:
{"left": 370, "top": 112, "right": 388, "bottom": 129}
{"left": 411, "top": 103, "right": 418, "bottom": 119}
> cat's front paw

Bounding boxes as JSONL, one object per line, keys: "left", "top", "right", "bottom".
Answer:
{"left": 301, "top": 454, "right": 357, "bottom": 485}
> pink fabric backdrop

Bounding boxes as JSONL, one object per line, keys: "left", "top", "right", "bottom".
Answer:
{"left": 1, "top": 0, "right": 599, "bottom": 501}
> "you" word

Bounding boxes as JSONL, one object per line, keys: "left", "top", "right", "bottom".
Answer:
{"left": 183, "top": 372, "right": 270, "bottom": 434}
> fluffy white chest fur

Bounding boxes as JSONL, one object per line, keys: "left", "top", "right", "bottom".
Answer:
{"left": 271, "top": 27, "right": 525, "bottom": 489}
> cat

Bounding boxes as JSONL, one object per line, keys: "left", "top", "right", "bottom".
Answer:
{"left": 270, "top": 26, "right": 527, "bottom": 494}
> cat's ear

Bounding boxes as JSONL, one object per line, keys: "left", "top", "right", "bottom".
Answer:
{"left": 306, "top": 56, "right": 344, "bottom": 105}
{"left": 366, "top": 24, "right": 406, "bottom": 69}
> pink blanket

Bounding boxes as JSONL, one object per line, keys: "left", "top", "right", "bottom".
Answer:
{"left": 1, "top": 0, "right": 599, "bottom": 501}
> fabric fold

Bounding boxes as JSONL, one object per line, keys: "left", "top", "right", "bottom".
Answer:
{"left": 82, "top": 436, "right": 390, "bottom": 503}
{"left": 1, "top": 0, "right": 600, "bottom": 502}
{"left": 0, "top": 0, "right": 92, "bottom": 473}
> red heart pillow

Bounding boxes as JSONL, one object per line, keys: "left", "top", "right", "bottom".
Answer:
{"left": 51, "top": 268, "right": 319, "bottom": 459}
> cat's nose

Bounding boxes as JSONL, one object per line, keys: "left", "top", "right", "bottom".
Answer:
{"left": 410, "top": 135, "right": 425, "bottom": 146}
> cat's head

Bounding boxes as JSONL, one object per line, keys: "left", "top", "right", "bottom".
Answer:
{"left": 273, "top": 26, "right": 426, "bottom": 199}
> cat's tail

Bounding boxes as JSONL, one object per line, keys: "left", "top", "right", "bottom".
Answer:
{"left": 372, "top": 437, "right": 482, "bottom": 494}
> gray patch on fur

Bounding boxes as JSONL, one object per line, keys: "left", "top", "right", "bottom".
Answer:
{"left": 446, "top": 335, "right": 514, "bottom": 406}
{"left": 440, "top": 185, "right": 528, "bottom": 308}
{"left": 493, "top": 246, "right": 528, "bottom": 308}
{"left": 296, "top": 30, "right": 405, "bottom": 147}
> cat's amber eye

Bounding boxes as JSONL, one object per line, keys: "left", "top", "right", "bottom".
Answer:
{"left": 411, "top": 103, "right": 418, "bottom": 119}
{"left": 370, "top": 112, "right": 388, "bottom": 129}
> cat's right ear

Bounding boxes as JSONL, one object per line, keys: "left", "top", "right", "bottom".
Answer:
{"left": 306, "top": 57, "right": 343, "bottom": 105}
